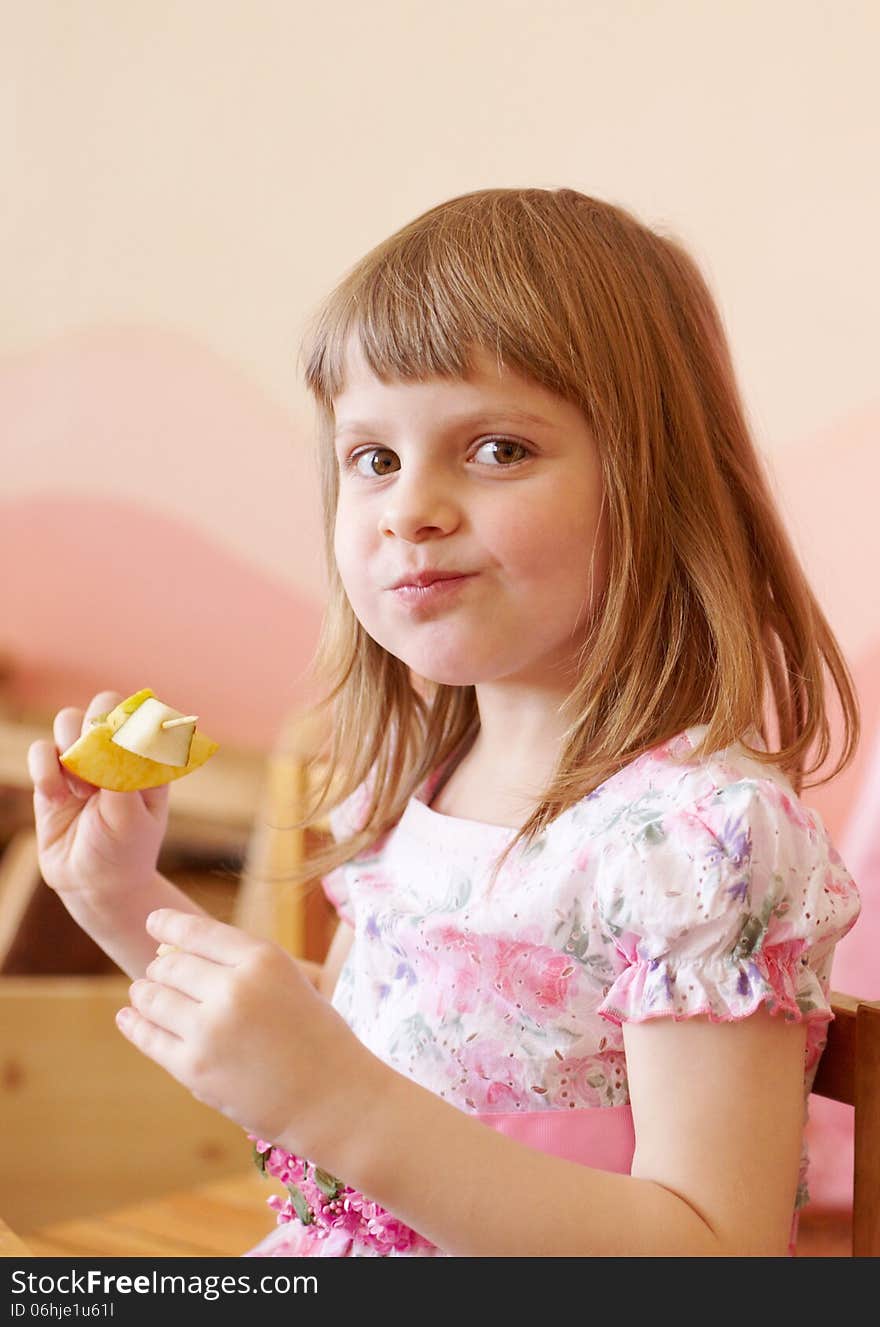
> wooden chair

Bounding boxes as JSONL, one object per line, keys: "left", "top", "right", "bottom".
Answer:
{"left": 809, "top": 992, "right": 880, "bottom": 1256}
{"left": 233, "top": 709, "right": 337, "bottom": 964}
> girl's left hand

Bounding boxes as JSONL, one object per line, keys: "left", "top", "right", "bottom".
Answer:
{"left": 115, "top": 909, "right": 366, "bottom": 1155}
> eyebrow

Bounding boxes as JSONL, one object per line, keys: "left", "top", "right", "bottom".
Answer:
{"left": 332, "top": 408, "right": 556, "bottom": 439}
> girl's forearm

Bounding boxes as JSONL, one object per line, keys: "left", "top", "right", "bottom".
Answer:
{"left": 53, "top": 869, "right": 215, "bottom": 979}
{"left": 57, "top": 869, "right": 324, "bottom": 989}
{"left": 309, "top": 1060, "right": 725, "bottom": 1258}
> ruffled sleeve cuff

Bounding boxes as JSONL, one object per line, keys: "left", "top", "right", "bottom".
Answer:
{"left": 596, "top": 941, "right": 835, "bottom": 1071}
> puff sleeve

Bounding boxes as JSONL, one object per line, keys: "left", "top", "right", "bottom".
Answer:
{"left": 595, "top": 776, "right": 861, "bottom": 1073}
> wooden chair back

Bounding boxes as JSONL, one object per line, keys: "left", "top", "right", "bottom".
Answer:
{"left": 811, "top": 992, "right": 880, "bottom": 1256}
{"left": 234, "top": 709, "right": 337, "bottom": 963}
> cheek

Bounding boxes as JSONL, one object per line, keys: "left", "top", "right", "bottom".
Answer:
{"left": 482, "top": 506, "right": 544, "bottom": 570}
{"left": 333, "top": 507, "right": 364, "bottom": 582}
{"left": 493, "top": 498, "right": 600, "bottom": 580}
{"left": 332, "top": 543, "right": 359, "bottom": 621}
{"left": 333, "top": 512, "right": 380, "bottom": 623}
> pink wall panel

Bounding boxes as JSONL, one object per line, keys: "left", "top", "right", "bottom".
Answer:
{"left": 0, "top": 494, "right": 323, "bottom": 750}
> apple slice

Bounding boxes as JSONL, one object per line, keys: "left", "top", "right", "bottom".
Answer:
{"left": 59, "top": 688, "right": 220, "bottom": 791}
{"left": 111, "top": 698, "right": 197, "bottom": 767}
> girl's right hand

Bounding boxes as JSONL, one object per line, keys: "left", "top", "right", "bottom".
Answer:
{"left": 26, "top": 691, "right": 171, "bottom": 899}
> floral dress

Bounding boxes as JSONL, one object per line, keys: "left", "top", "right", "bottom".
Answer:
{"left": 243, "top": 723, "right": 861, "bottom": 1257}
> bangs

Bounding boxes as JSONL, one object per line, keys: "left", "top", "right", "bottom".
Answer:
{"left": 300, "top": 194, "right": 580, "bottom": 408}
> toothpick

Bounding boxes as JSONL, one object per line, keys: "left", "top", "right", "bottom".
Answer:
{"left": 161, "top": 715, "right": 199, "bottom": 729}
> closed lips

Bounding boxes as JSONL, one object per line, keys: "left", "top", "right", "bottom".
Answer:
{"left": 391, "top": 571, "right": 472, "bottom": 588}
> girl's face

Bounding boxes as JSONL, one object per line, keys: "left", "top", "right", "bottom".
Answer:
{"left": 332, "top": 337, "right": 609, "bottom": 690}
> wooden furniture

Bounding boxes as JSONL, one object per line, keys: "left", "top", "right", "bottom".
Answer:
{"left": 0, "top": 976, "right": 252, "bottom": 1234}
{"left": 20, "top": 1171, "right": 280, "bottom": 1258}
{"left": 0, "top": 1214, "right": 33, "bottom": 1259}
{"left": 232, "top": 708, "right": 337, "bottom": 964}
{"left": 809, "top": 991, "right": 880, "bottom": 1256}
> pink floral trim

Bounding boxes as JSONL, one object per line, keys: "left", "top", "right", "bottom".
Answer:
{"left": 596, "top": 954, "right": 833, "bottom": 1072}
{"left": 248, "top": 1136, "right": 436, "bottom": 1256}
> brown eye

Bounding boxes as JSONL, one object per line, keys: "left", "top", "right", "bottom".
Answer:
{"left": 348, "top": 448, "right": 400, "bottom": 477}
{"left": 473, "top": 438, "right": 530, "bottom": 466}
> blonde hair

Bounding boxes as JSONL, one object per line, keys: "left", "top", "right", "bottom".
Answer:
{"left": 280, "top": 186, "right": 859, "bottom": 894}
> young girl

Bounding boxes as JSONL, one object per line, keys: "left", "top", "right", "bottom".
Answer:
{"left": 28, "top": 187, "right": 861, "bottom": 1258}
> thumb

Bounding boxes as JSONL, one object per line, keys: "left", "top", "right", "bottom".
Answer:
{"left": 28, "top": 739, "right": 86, "bottom": 847}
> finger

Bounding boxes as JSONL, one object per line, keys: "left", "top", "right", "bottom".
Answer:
{"left": 115, "top": 1005, "right": 188, "bottom": 1078}
{"left": 27, "top": 732, "right": 94, "bottom": 851}
{"left": 49, "top": 707, "right": 97, "bottom": 800}
{"left": 27, "top": 738, "right": 75, "bottom": 804}
{"left": 145, "top": 949, "right": 228, "bottom": 1002}
{"left": 53, "top": 706, "right": 85, "bottom": 755}
{"left": 145, "top": 909, "right": 257, "bottom": 966}
{"left": 83, "top": 691, "right": 125, "bottom": 734}
{"left": 127, "top": 978, "right": 199, "bottom": 1038}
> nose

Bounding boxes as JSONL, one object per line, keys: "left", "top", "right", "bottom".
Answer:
{"left": 378, "top": 463, "right": 461, "bottom": 541}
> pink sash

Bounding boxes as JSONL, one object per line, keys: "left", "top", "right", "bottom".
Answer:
{"left": 476, "top": 1102, "right": 636, "bottom": 1172}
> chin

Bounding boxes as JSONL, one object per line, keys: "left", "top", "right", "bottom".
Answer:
{"left": 415, "top": 668, "right": 479, "bottom": 688}
{"left": 407, "top": 651, "right": 513, "bottom": 688}
{"left": 374, "top": 644, "right": 478, "bottom": 688}
{"left": 396, "top": 657, "right": 477, "bottom": 687}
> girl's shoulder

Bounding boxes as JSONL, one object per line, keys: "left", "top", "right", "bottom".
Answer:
{"left": 593, "top": 718, "right": 861, "bottom": 940}
{"left": 627, "top": 721, "right": 793, "bottom": 803}
{"left": 591, "top": 721, "right": 817, "bottom": 833}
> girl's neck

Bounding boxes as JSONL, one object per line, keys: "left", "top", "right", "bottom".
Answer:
{"left": 428, "top": 734, "right": 550, "bottom": 828}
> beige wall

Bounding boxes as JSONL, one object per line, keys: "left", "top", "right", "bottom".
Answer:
{"left": 3, "top": 0, "right": 878, "bottom": 760}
